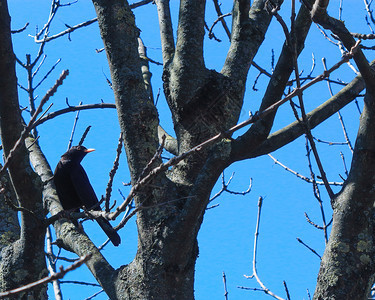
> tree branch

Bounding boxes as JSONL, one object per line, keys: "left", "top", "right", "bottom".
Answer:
{"left": 93, "top": 0, "right": 160, "bottom": 180}
{"left": 155, "top": 0, "right": 175, "bottom": 64}
{"left": 230, "top": 0, "right": 314, "bottom": 162}
{"left": 253, "top": 60, "right": 374, "bottom": 158}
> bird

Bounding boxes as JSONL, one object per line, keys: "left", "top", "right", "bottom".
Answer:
{"left": 53, "top": 145, "right": 121, "bottom": 246}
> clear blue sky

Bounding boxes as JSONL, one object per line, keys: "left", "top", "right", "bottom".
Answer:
{"left": 8, "top": 1, "right": 373, "bottom": 299}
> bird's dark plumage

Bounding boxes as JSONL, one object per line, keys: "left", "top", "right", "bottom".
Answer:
{"left": 54, "top": 145, "right": 121, "bottom": 246}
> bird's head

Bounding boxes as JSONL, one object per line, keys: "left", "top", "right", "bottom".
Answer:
{"left": 61, "top": 145, "right": 95, "bottom": 163}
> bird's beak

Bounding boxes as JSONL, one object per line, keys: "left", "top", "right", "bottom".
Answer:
{"left": 84, "top": 148, "right": 95, "bottom": 153}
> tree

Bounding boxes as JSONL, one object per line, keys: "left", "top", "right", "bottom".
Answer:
{"left": 0, "top": 0, "right": 375, "bottom": 299}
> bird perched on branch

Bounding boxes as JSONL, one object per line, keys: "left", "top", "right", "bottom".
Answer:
{"left": 54, "top": 145, "right": 121, "bottom": 246}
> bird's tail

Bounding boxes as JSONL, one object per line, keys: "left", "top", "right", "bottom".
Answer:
{"left": 96, "top": 217, "right": 121, "bottom": 246}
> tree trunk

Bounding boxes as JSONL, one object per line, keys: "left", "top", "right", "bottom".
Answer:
{"left": 0, "top": 1, "right": 47, "bottom": 298}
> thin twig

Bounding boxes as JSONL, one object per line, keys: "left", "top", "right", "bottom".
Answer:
{"left": 68, "top": 101, "right": 83, "bottom": 150}
{"left": 322, "top": 57, "right": 354, "bottom": 153}
{"left": 243, "top": 196, "right": 285, "bottom": 300}
{"left": 32, "top": 103, "right": 116, "bottom": 128}
{"left": 78, "top": 126, "right": 92, "bottom": 146}
{"left": 209, "top": 172, "right": 253, "bottom": 203}
{"left": 46, "top": 226, "right": 63, "bottom": 300}
{"left": 305, "top": 139, "right": 329, "bottom": 244}
{"left": 208, "top": 13, "right": 232, "bottom": 40}
{"left": 11, "top": 22, "right": 29, "bottom": 34}
{"left": 32, "top": 0, "right": 153, "bottom": 43}
{"left": 59, "top": 280, "right": 100, "bottom": 287}
{"left": 34, "top": 58, "right": 62, "bottom": 90}
{"left": 105, "top": 133, "right": 123, "bottom": 212}
{"left": 212, "top": 0, "right": 231, "bottom": 39}
{"left": 223, "top": 271, "right": 229, "bottom": 300}
{"left": 138, "top": 134, "right": 166, "bottom": 180}
{"left": 305, "top": 212, "right": 325, "bottom": 230}
{"left": 296, "top": 237, "right": 322, "bottom": 259}
{"left": 84, "top": 289, "right": 104, "bottom": 300}
{"left": 340, "top": 151, "right": 349, "bottom": 177}
{"left": 283, "top": 281, "right": 291, "bottom": 300}
{"left": 268, "top": 154, "right": 343, "bottom": 186}
{"left": 364, "top": 0, "right": 375, "bottom": 25}
{"left": 32, "top": 18, "right": 98, "bottom": 43}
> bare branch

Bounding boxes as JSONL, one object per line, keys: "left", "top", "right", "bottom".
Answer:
{"left": 322, "top": 57, "right": 354, "bottom": 153}
{"left": 270, "top": 0, "right": 336, "bottom": 200}
{"left": 305, "top": 138, "right": 329, "bottom": 244}
{"left": 283, "top": 281, "right": 291, "bottom": 300}
{"left": 364, "top": 0, "right": 375, "bottom": 25}
{"left": 78, "top": 125, "right": 92, "bottom": 146}
{"left": 296, "top": 237, "right": 322, "bottom": 259}
{"left": 68, "top": 101, "right": 83, "bottom": 150}
{"left": 105, "top": 133, "right": 123, "bottom": 212}
{"left": 59, "top": 280, "right": 100, "bottom": 287}
{"left": 222, "top": 271, "right": 229, "bottom": 300}
{"left": 243, "top": 197, "right": 286, "bottom": 300}
{"left": 11, "top": 22, "right": 29, "bottom": 34}
{"left": 34, "top": 58, "right": 62, "bottom": 90}
{"left": 32, "top": 18, "right": 98, "bottom": 43}
{"left": 208, "top": 13, "right": 232, "bottom": 40}
{"left": 209, "top": 172, "right": 253, "bottom": 204}
{"left": 130, "top": 0, "right": 154, "bottom": 9}
{"left": 212, "top": 0, "right": 231, "bottom": 39}
{"left": 46, "top": 227, "right": 63, "bottom": 300}
{"left": 268, "top": 154, "right": 343, "bottom": 186}
{"left": 155, "top": 0, "right": 175, "bottom": 64}
{"left": 32, "top": 103, "right": 116, "bottom": 128}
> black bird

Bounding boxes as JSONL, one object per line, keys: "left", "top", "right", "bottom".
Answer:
{"left": 54, "top": 145, "right": 121, "bottom": 246}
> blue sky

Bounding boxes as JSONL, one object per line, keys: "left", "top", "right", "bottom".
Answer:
{"left": 7, "top": 1, "right": 373, "bottom": 299}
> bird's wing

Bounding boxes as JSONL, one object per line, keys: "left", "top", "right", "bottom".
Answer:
{"left": 69, "top": 163, "right": 100, "bottom": 210}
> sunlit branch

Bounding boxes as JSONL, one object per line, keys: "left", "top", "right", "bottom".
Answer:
{"left": 243, "top": 197, "right": 286, "bottom": 300}
{"left": 33, "top": 18, "right": 97, "bottom": 43}
{"left": 364, "top": 0, "right": 375, "bottom": 25}
{"left": 46, "top": 226, "right": 63, "bottom": 300}
{"left": 268, "top": 154, "right": 343, "bottom": 186}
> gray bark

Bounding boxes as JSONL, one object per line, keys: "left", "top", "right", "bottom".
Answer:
{"left": 0, "top": 0, "right": 374, "bottom": 299}
{"left": 309, "top": 3, "right": 375, "bottom": 299}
